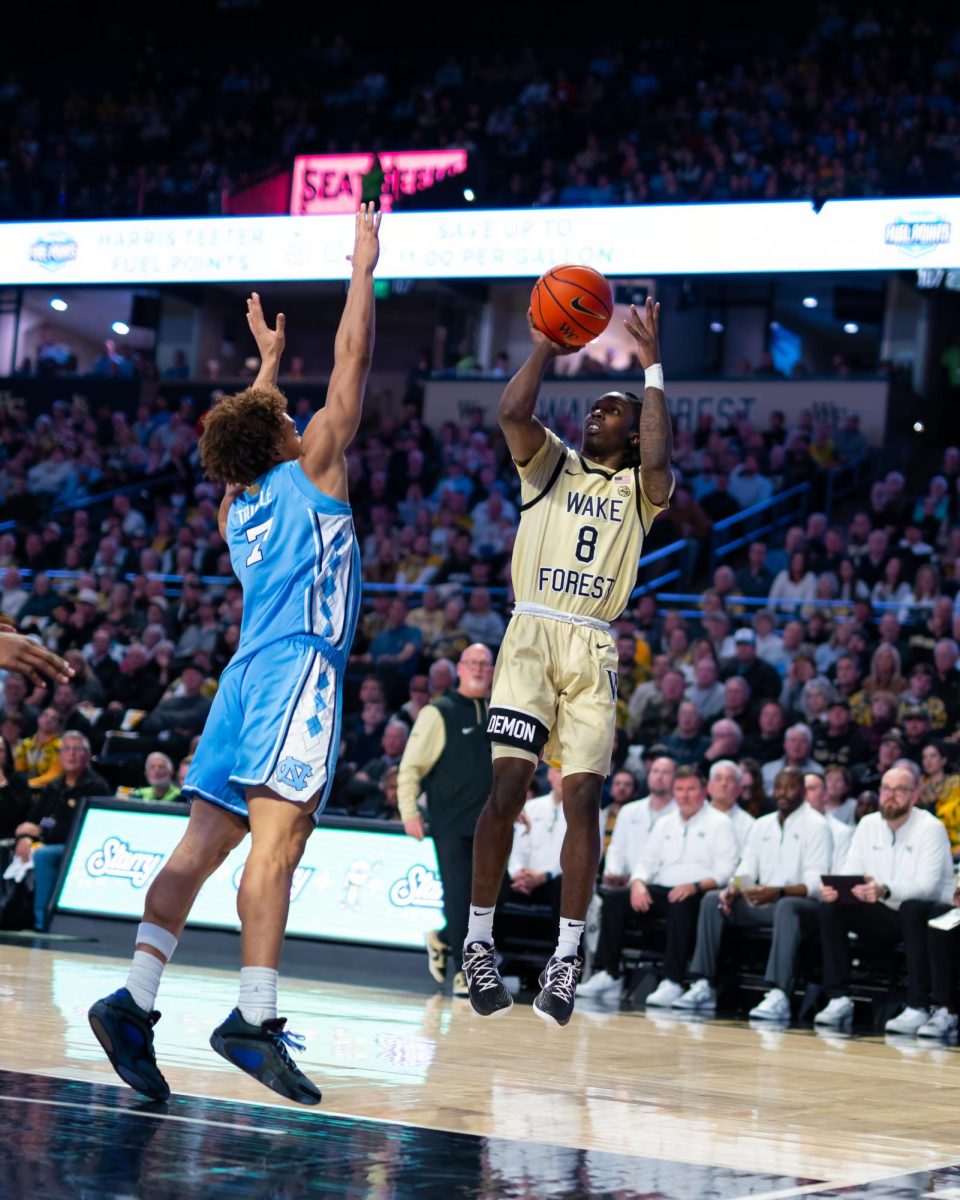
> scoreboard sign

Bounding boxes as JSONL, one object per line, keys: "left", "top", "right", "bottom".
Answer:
{"left": 290, "top": 149, "right": 469, "bottom": 215}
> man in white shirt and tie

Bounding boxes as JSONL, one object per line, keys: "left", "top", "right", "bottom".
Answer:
{"left": 579, "top": 765, "right": 738, "bottom": 1006}
{"left": 815, "top": 763, "right": 955, "bottom": 1034}
{"left": 674, "top": 766, "right": 831, "bottom": 1020}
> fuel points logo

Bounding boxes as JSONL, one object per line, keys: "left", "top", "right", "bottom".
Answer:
{"left": 884, "top": 213, "right": 952, "bottom": 258}
{"left": 29, "top": 231, "right": 79, "bottom": 272}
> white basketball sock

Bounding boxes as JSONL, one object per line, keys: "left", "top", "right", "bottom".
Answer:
{"left": 464, "top": 905, "right": 496, "bottom": 949}
{"left": 125, "top": 921, "right": 178, "bottom": 1011}
{"left": 556, "top": 917, "right": 585, "bottom": 960}
{"left": 125, "top": 951, "right": 165, "bottom": 1013}
{"left": 239, "top": 967, "right": 279, "bottom": 1026}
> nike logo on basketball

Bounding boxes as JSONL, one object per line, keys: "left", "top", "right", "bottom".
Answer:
{"left": 596, "top": 643, "right": 613, "bottom": 651}
{"left": 570, "top": 296, "right": 606, "bottom": 319}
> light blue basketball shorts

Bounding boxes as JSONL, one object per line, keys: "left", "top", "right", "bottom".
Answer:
{"left": 181, "top": 636, "right": 343, "bottom": 824}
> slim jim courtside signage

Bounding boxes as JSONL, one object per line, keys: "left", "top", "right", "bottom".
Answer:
{"left": 290, "top": 150, "right": 469, "bottom": 215}
{"left": 57, "top": 804, "right": 444, "bottom": 950}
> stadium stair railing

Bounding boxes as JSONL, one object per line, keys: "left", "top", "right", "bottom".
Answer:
{"left": 707, "top": 484, "right": 811, "bottom": 576}
{"left": 822, "top": 454, "right": 872, "bottom": 515}
{"left": 630, "top": 540, "right": 691, "bottom": 600}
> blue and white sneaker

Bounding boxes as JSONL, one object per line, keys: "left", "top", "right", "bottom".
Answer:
{"left": 88, "top": 988, "right": 170, "bottom": 1102}
{"left": 210, "top": 1009, "right": 322, "bottom": 1105}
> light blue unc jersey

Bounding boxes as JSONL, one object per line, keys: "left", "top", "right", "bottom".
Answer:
{"left": 182, "top": 459, "right": 361, "bottom": 820}
{"left": 227, "top": 459, "right": 361, "bottom": 663}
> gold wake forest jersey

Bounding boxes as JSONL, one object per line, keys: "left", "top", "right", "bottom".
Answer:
{"left": 512, "top": 427, "right": 671, "bottom": 623}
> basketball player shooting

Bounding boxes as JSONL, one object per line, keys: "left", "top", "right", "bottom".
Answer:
{"left": 463, "top": 298, "right": 674, "bottom": 1026}
{"left": 88, "top": 203, "right": 382, "bottom": 1105}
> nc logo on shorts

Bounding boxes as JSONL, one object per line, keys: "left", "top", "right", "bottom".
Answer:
{"left": 275, "top": 756, "right": 313, "bottom": 791}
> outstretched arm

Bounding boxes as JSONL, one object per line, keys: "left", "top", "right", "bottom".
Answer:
{"left": 0, "top": 625, "right": 72, "bottom": 685}
{"left": 498, "top": 309, "right": 576, "bottom": 465}
{"left": 301, "top": 203, "right": 381, "bottom": 497}
{"left": 624, "top": 298, "right": 673, "bottom": 505}
{"left": 246, "top": 292, "right": 285, "bottom": 390}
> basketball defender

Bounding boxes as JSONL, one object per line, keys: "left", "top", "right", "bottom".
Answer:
{"left": 463, "top": 299, "right": 673, "bottom": 1026}
{"left": 88, "top": 204, "right": 382, "bottom": 1105}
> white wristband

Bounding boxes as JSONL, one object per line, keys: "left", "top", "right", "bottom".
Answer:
{"left": 643, "top": 363, "right": 664, "bottom": 391}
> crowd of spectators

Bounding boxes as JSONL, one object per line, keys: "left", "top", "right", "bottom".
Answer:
{"left": 1, "top": 7, "right": 959, "bottom": 220}
{"left": 1, "top": 380, "right": 960, "bottom": 947}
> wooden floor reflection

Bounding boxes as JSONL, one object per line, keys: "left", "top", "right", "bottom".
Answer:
{"left": 1, "top": 944, "right": 958, "bottom": 1191}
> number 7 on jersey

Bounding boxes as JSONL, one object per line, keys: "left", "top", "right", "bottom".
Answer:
{"left": 245, "top": 517, "right": 274, "bottom": 566}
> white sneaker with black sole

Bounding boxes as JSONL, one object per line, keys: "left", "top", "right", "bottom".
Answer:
{"left": 645, "top": 979, "right": 685, "bottom": 1008}
{"left": 884, "top": 1006, "right": 930, "bottom": 1036}
{"left": 917, "top": 1007, "right": 959, "bottom": 1039}
{"left": 749, "top": 988, "right": 791, "bottom": 1022}
{"left": 672, "top": 979, "right": 717, "bottom": 1010}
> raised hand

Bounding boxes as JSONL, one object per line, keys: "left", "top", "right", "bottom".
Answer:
{"left": 246, "top": 292, "right": 286, "bottom": 362}
{"left": 347, "top": 201, "right": 382, "bottom": 274}
{"left": 623, "top": 297, "right": 661, "bottom": 369}
{"left": 525, "top": 307, "right": 579, "bottom": 356}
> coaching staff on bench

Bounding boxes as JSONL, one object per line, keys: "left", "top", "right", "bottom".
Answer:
{"left": 399, "top": 643, "right": 494, "bottom": 995}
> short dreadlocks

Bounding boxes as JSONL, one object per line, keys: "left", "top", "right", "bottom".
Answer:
{"left": 621, "top": 390, "right": 643, "bottom": 468}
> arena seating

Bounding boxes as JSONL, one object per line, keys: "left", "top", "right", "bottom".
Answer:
{"left": 1, "top": 9, "right": 959, "bottom": 219}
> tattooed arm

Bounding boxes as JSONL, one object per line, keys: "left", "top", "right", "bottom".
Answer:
{"left": 624, "top": 298, "right": 674, "bottom": 505}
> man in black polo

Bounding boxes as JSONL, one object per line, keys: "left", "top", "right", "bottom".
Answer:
{"left": 398, "top": 643, "right": 494, "bottom": 995}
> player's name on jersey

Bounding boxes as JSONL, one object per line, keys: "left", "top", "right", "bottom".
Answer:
{"left": 235, "top": 486, "right": 274, "bottom": 525}
{"left": 566, "top": 492, "right": 627, "bottom": 523}
{"left": 536, "top": 566, "right": 617, "bottom": 601}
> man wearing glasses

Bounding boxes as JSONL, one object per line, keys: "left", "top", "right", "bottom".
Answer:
{"left": 815, "top": 764, "right": 955, "bottom": 1030}
{"left": 398, "top": 644, "right": 495, "bottom": 996}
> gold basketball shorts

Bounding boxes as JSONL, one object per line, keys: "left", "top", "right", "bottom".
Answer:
{"left": 487, "top": 610, "right": 619, "bottom": 778}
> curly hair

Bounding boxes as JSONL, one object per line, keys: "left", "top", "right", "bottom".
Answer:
{"left": 199, "top": 384, "right": 289, "bottom": 485}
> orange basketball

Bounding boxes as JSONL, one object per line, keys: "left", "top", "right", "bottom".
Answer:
{"left": 531, "top": 264, "right": 614, "bottom": 348}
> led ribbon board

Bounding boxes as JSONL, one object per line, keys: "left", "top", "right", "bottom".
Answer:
{"left": 2, "top": 198, "right": 957, "bottom": 284}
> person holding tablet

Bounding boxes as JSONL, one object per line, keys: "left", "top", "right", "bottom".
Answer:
{"left": 815, "top": 763, "right": 955, "bottom": 1033}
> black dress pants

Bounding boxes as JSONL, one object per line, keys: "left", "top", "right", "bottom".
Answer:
{"left": 432, "top": 833, "right": 475, "bottom": 972}
{"left": 595, "top": 883, "right": 703, "bottom": 984}
{"left": 505, "top": 875, "right": 564, "bottom": 924}
{"left": 927, "top": 903, "right": 960, "bottom": 1009}
{"left": 818, "top": 898, "right": 936, "bottom": 1008}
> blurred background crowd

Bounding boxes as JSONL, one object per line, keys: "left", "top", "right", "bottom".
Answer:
{"left": 1, "top": 386, "right": 958, "bottom": 870}
{"left": 1, "top": 6, "right": 959, "bottom": 219}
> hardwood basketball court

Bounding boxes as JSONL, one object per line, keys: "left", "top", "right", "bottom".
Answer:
{"left": 0, "top": 941, "right": 958, "bottom": 1199}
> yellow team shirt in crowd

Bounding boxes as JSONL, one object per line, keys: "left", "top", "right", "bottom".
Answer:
{"left": 511, "top": 427, "right": 672, "bottom": 624}
{"left": 15, "top": 735, "right": 63, "bottom": 789}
